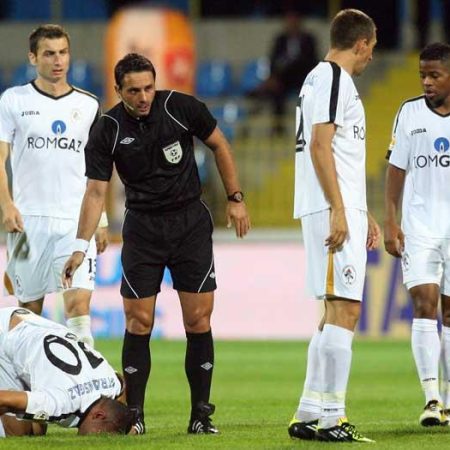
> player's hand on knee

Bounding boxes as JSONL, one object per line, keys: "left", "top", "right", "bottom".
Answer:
{"left": 2, "top": 203, "right": 24, "bottom": 233}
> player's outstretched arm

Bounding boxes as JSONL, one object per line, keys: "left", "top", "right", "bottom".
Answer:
{"left": 204, "top": 126, "right": 250, "bottom": 238}
{"left": 0, "top": 141, "right": 23, "bottom": 233}
{"left": 384, "top": 164, "right": 406, "bottom": 257}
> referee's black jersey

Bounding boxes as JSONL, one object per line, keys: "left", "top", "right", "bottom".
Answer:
{"left": 85, "top": 90, "right": 217, "bottom": 212}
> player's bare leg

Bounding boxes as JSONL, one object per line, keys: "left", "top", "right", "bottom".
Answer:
{"left": 18, "top": 298, "right": 43, "bottom": 315}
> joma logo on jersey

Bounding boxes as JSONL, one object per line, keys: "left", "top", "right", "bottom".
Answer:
{"left": 21, "top": 110, "right": 40, "bottom": 116}
{"left": 411, "top": 128, "right": 426, "bottom": 136}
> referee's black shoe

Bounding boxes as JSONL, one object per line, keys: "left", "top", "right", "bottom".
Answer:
{"left": 129, "top": 406, "right": 146, "bottom": 435}
{"left": 187, "top": 401, "right": 219, "bottom": 434}
{"left": 288, "top": 416, "right": 318, "bottom": 440}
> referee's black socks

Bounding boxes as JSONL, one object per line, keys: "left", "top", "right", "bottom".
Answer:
{"left": 122, "top": 330, "right": 151, "bottom": 414}
{"left": 185, "top": 329, "right": 214, "bottom": 417}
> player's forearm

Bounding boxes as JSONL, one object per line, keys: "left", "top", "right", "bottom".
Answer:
{"left": 0, "top": 143, "right": 13, "bottom": 213}
{"left": 0, "top": 391, "right": 27, "bottom": 415}
{"left": 310, "top": 141, "right": 344, "bottom": 211}
{"left": 0, "top": 165, "right": 13, "bottom": 214}
{"left": 384, "top": 164, "right": 405, "bottom": 224}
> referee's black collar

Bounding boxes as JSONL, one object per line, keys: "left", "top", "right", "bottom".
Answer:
{"left": 31, "top": 80, "right": 74, "bottom": 100}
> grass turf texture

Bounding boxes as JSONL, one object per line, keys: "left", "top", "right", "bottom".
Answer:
{"left": 1, "top": 339, "right": 448, "bottom": 449}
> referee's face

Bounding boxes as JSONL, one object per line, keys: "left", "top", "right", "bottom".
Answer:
{"left": 29, "top": 37, "right": 70, "bottom": 84}
{"left": 116, "top": 71, "right": 156, "bottom": 118}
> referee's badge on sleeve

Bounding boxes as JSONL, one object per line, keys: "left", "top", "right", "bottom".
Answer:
{"left": 162, "top": 141, "right": 183, "bottom": 164}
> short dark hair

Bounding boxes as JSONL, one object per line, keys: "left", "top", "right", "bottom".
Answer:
{"left": 98, "top": 397, "right": 134, "bottom": 434}
{"left": 114, "top": 53, "right": 156, "bottom": 88}
{"left": 330, "top": 9, "right": 376, "bottom": 50}
{"left": 420, "top": 42, "right": 450, "bottom": 65}
{"left": 29, "top": 24, "right": 70, "bottom": 55}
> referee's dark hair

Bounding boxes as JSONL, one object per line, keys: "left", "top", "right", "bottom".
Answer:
{"left": 114, "top": 53, "right": 157, "bottom": 88}
{"left": 29, "top": 24, "right": 70, "bottom": 55}
{"left": 420, "top": 42, "right": 450, "bottom": 65}
{"left": 330, "top": 9, "right": 376, "bottom": 51}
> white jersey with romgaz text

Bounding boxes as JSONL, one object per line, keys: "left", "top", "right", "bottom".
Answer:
{"left": 0, "top": 82, "right": 100, "bottom": 219}
{"left": 388, "top": 95, "right": 450, "bottom": 238}
{"left": 0, "top": 307, "right": 121, "bottom": 427}
{"left": 293, "top": 61, "right": 367, "bottom": 218}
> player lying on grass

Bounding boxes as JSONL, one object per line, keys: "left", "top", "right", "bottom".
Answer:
{"left": 0, "top": 306, "right": 134, "bottom": 436}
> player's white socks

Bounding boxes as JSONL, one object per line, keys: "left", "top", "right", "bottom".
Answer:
{"left": 440, "top": 325, "right": 450, "bottom": 408}
{"left": 412, "top": 318, "right": 441, "bottom": 404}
{"left": 318, "top": 324, "right": 353, "bottom": 429}
{"left": 296, "top": 330, "right": 322, "bottom": 422}
{"left": 67, "top": 315, "right": 94, "bottom": 348}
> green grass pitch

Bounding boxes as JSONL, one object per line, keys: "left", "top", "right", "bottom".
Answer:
{"left": 2, "top": 339, "right": 449, "bottom": 449}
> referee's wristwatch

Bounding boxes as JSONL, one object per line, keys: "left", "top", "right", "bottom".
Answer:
{"left": 227, "top": 191, "right": 244, "bottom": 203}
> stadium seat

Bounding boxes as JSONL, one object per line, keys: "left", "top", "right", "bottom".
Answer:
{"left": 62, "top": 0, "right": 108, "bottom": 20}
{"left": 11, "top": 63, "right": 36, "bottom": 86}
{"left": 210, "top": 101, "right": 246, "bottom": 141}
{"left": 68, "top": 60, "right": 99, "bottom": 94}
{"left": 238, "top": 57, "right": 270, "bottom": 95}
{"left": 196, "top": 60, "right": 233, "bottom": 98}
{"left": 7, "top": 0, "right": 51, "bottom": 19}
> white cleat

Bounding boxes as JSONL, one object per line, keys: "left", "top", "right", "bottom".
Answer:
{"left": 419, "top": 400, "right": 445, "bottom": 427}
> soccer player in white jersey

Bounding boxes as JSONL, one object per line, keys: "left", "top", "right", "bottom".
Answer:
{"left": 289, "top": 9, "right": 380, "bottom": 443}
{"left": 0, "top": 25, "right": 108, "bottom": 347}
{"left": 0, "top": 306, "right": 133, "bottom": 436}
{"left": 385, "top": 42, "right": 450, "bottom": 426}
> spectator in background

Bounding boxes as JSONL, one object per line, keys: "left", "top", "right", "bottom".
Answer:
{"left": 247, "top": 11, "right": 318, "bottom": 136}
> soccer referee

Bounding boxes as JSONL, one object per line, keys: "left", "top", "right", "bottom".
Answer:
{"left": 63, "top": 53, "right": 250, "bottom": 435}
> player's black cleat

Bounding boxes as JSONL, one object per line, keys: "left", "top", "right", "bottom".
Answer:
{"left": 187, "top": 401, "right": 219, "bottom": 434}
{"left": 316, "top": 418, "right": 374, "bottom": 443}
{"left": 288, "top": 417, "right": 318, "bottom": 440}
{"left": 129, "top": 406, "right": 146, "bottom": 435}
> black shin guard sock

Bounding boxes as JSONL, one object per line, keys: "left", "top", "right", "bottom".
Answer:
{"left": 185, "top": 329, "right": 214, "bottom": 416}
{"left": 122, "top": 330, "right": 151, "bottom": 412}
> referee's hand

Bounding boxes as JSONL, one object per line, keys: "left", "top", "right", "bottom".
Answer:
{"left": 226, "top": 202, "right": 251, "bottom": 238}
{"left": 62, "top": 252, "right": 85, "bottom": 289}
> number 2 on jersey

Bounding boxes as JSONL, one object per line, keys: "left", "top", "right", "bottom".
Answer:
{"left": 296, "top": 95, "right": 306, "bottom": 153}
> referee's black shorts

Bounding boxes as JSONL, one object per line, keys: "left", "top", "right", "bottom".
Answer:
{"left": 120, "top": 200, "right": 217, "bottom": 299}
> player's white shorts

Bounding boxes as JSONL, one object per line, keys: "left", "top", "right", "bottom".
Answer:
{"left": 402, "top": 234, "right": 450, "bottom": 294}
{"left": 4, "top": 216, "right": 96, "bottom": 302}
{"left": 301, "top": 208, "right": 368, "bottom": 301}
